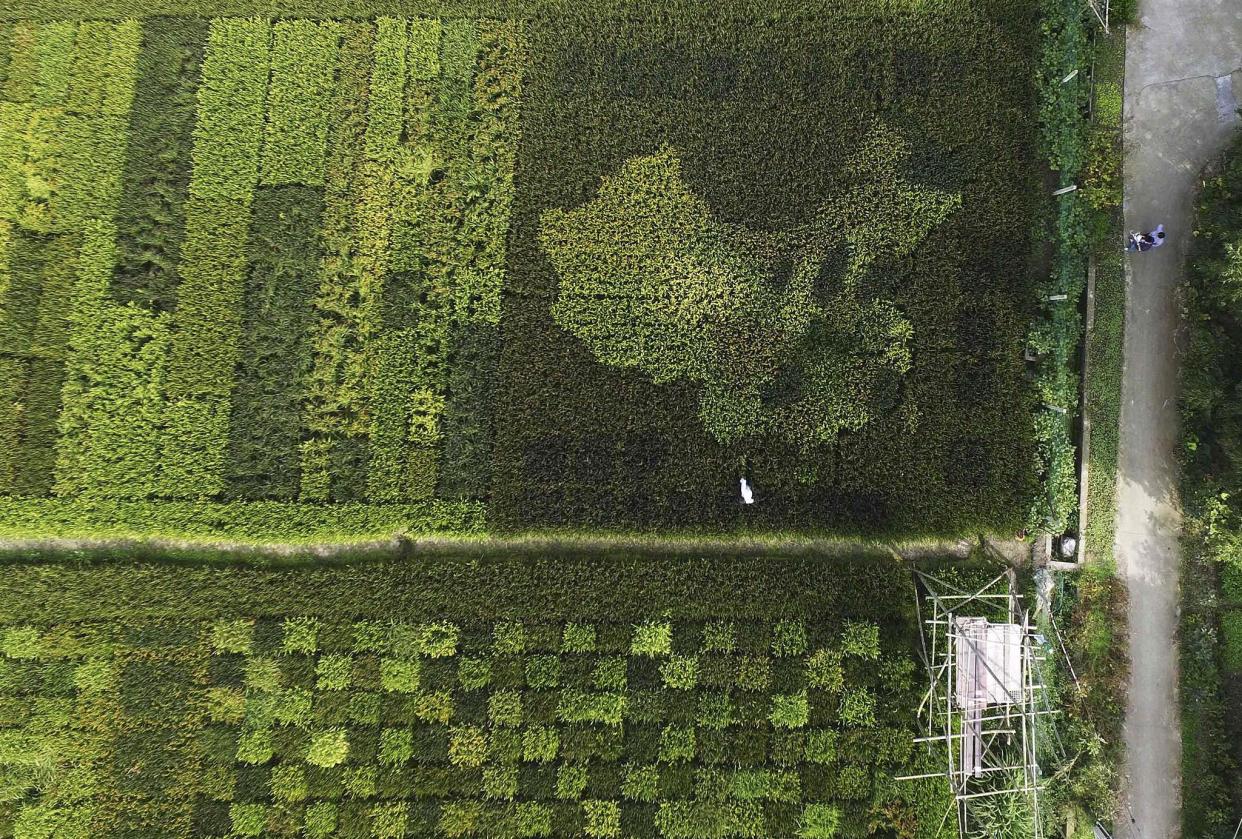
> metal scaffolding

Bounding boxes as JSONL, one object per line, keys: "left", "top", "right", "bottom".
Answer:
{"left": 897, "top": 569, "right": 1052, "bottom": 839}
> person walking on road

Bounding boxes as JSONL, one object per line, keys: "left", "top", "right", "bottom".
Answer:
{"left": 1127, "top": 223, "right": 1166, "bottom": 253}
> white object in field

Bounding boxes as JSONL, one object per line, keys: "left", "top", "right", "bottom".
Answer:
{"left": 739, "top": 478, "right": 754, "bottom": 505}
{"left": 1059, "top": 535, "right": 1078, "bottom": 558}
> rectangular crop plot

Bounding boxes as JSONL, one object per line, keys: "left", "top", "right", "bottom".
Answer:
{"left": 0, "top": 553, "right": 955, "bottom": 838}
{"left": 0, "top": 3, "right": 1043, "bottom": 542}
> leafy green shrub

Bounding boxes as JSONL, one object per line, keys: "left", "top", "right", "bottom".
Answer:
{"left": 370, "top": 801, "right": 408, "bottom": 838}
{"left": 582, "top": 800, "right": 621, "bottom": 838}
{"left": 798, "top": 803, "right": 841, "bottom": 838}
{"left": 211, "top": 619, "right": 253, "bottom": 655}
{"left": 701, "top": 621, "right": 736, "bottom": 654}
{"left": 307, "top": 729, "right": 349, "bottom": 768}
{"left": 1223, "top": 564, "right": 1242, "bottom": 605}
{"left": 281, "top": 617, "right": 320, "bottom": 654}
{"left": 660, "top": 655, "right": 698, "bottom": 690}
{"left": 379, "top": 728, "right": 413, "bottom": 766}
{"left": 631, "top": 620, "right": 671, "bottom": 657}
{"left": 1222, "top": 610, "right": 1242, "bottom": 672}
{"left": 316, "top": 654, "right": 352, "bottom": 691}
{"left": 556, "top": 764, "right": 588, "bottom": 800}
{"left": 561, "top": 623, "right": 596, "bottom": 653}
{"left": 769, "top": 691, "right": 810, "bottom": 729}
{"left": 380, "top": 659, "right": 420, "bottom": 693}
{"left": 488, "top": 690, "right": 523, "bottom": 727}
{"left": 771, "top": 620, "right": 808, "bottom": 657}
{"left": 230, "top": 803, "right": 266, "bottom": 837}
{"left": 1082, "top": 128, "right": 1122, "bottom": 211}
{"left": 448, "top": 725, "right": 487, "bottom": 768}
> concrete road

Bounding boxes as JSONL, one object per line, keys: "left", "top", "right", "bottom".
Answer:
{"left": 1117, "top": 1, "right": 1242, "bottom": 836}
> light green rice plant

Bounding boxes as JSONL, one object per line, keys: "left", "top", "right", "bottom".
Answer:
{"left": 771, "top": 619, "right": 808, "bottom": 657}
{"left": 343, "top": 765, "right": 376, "bottom": 799}
{"left": 582, "top": 800, "right": 621, "bottom": 838}
{"left": 210, "top": 619, "right": 252, "bottom": 655}
{"left": 798, "top": 803, "right": 841, "bottom": 838}
{"left": 622, "top": 764, "right": 660, "bottom": 802}
{"left": 701, "top": 621, "right": 736, "bottom": 654}
{"left": 631, "top": 620, "right": 671, "bottom": 657}
{"left": 306, "top": 729, "right": 349, "bottom": 768}
{"left": 522, "top": 725, "right": 558, "bottom": 763}
{"left": 483, "top": 764, "right": 518, "bottom": 800}
{"left": 769, "top": 691, "right": 809, "bottom": 729}
{"left": 281, "top": 617, "right": 320, "bottom": 654}
{"left": 659, "top": 655, "right": 698, "bottom": 690}
{"left": 493, "top": 621, "right": 525, "bottom": 654}
{"left": 448, "top": 725, "right": 487, "bottom": 767}
{"left": 304, "top": 802, "right": 337, "bottom": 838}
{"left": 316, "top": 653, "right": 352, "bottom": 691}
{"left": 556, "top": 764, "right": 588, "bottom": 800}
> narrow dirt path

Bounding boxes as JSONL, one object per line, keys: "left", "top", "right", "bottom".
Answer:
{"left": 1116, "top": 2, "right": 1241, "bottom": 836}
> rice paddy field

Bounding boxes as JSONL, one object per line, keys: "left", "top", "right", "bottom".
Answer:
{"left": 0, "top": 0, "right": 1045, "bottom": 543}
{"left": 0, "top": 1, "right": 1121, "bottom": 836}
{"left": 0, "top": 553, "right": 962, "bottom": 839}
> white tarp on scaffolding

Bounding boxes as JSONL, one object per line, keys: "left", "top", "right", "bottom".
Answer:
{"left": 953, "top": 618, "right": 1023, "bottom": 708}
